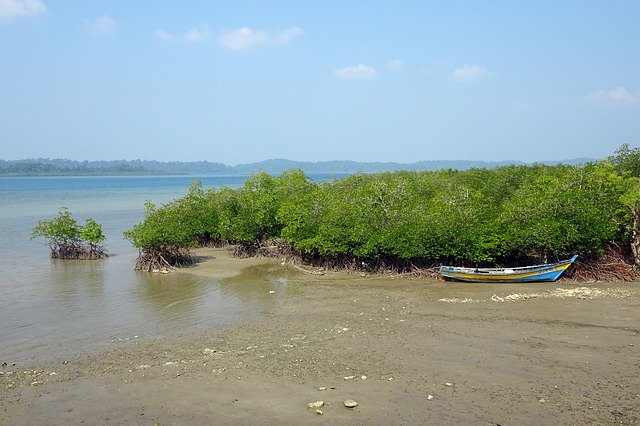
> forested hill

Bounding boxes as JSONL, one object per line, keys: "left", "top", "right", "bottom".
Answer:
{"left": 0, "top": 157, "right": 592, "bottom": 176}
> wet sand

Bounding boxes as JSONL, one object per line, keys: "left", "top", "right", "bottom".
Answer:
{"left": 2, "top": 248, "right": 639, "bottom": 425}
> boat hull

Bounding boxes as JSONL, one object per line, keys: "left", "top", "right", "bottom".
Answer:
{"left": 439, "top": 256, "right": 578, "bottom": 283}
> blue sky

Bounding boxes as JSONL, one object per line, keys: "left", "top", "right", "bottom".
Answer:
{"left": 1, "top": 0, "right": 638, "bottom": 164}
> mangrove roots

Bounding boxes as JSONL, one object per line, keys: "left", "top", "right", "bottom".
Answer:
{"left": 48, "top": 242, "right": 108, "bottom": 260}
{"left": 134, "top": 246, "right": 194, "bottom": 271}
{"left": 564, "top": 246, "right": 636, "bottom": 282}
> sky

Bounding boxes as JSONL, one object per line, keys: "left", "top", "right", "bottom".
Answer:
{"left": 1, "top": 0, "right": 639, "bottom": 164}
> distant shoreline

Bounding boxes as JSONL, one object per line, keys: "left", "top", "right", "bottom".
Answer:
{"left": 0, "top": 157, "right": 593, "bottom": 177}
{"left": 0, "top": 172, "right": 180, "bottom": 177}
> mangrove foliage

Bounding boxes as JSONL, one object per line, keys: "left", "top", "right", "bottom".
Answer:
{"left": 124, "top": 156, "right": 640, "bottom": 275}
{"left": 32, "top": 209, "right": 108, "bottom": 259}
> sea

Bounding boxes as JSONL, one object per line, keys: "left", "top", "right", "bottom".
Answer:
{"left": 0, "top": 174, "right": 346, "bottom": 364}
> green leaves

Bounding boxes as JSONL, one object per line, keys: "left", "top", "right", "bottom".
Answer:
{"left": 31, "top": 208, "right": 107, "bottom": 259}
{"left": 31, "top": 208, "right": 81, "bottom": 247}
{"left": 81, "top": 218, "right": 106, "bottom": 245}
{"left": 125, "top": 159, "right": 638, "bottom": 266}
{"left": 608, "top": 143, "right": 640, "bottom": 177}
{"left": 124, "top": 201, "right": 197, "bottom": 249}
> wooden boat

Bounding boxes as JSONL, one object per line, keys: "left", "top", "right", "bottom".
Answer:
{"left": 439, "top": 255, "right": 578, "bottom": 283}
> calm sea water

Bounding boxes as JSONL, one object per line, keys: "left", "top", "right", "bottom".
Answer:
{"left": 0, "top": 174, "right": 345, "bottom": 364}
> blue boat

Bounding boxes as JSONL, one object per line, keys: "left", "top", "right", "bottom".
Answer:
{"left": 439, "top": 255, "right": 578, "bottom": 283}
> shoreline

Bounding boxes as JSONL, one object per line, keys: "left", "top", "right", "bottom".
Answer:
{"left": 2, "top": 250, "right": 639, "bottom": 424}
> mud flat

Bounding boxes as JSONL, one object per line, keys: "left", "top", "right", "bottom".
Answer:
{"left": 2, "top": 248, "right": 639, "bottom": 425}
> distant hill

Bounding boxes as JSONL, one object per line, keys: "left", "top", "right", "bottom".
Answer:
{"left": 0, "top": 157, "right": 594, "bottom": 176}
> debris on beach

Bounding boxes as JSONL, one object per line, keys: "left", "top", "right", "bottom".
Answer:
{"left": 308, "top": 401, "right": 324, "bottom": 409}
{"left": 344, "top": 399, "right": 358, "bottom": 408}
{"left": 343, "top": 374, "right": 367, "bottom": 381}
{"left": 438, "top": 287, "right": 633, "bottom": 304}
{"left": 436, "top": 297, "right": 478, "bottom": 304}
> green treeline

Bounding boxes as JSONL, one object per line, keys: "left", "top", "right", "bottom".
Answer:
{"left": 1, "top": 157, "right": 590, "bottom": 177}
{"left": 0, "top": 160, "right": 160, "bottom": 176}
{"left": 125, "top": 147, "right": 640, "bottom": 269}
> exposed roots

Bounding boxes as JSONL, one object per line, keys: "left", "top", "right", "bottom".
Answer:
{"left": 232, "top": 241, "right": 261, "bottom": 258}
{"left": 134, "top": 246, "right": 194, "bottom": 272}
{"left": 229, "top": 239, "right": 441, "bottom": 278}
{"left": 227, "top": 240, "right": 637, "bottom": 282}
{"left": 49, "top": 242, "right": 108, "bottom": 260}
{"left": 565, "top": 246, "right": 636, "bottom": 282}
{"left": 297, "top": 256, "right": 441, "bottom": 278}
{"left": 195, "top": 235, "right": 226, "bottom": 248}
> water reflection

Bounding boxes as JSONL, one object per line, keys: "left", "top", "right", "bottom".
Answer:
{"left": 47, "top": 259, "right": 107, "bottom": 305}
{"left": 0, "top": 175, "right": 328, "bottom": 363}
{"left": 130, "top": 272, "right": 208, "bottom": 330}
{"left": 218, "top": 264, "right": 303, "bottom": 311}
{"left": 0, "top": 245, "right": 314, "bottom": 364}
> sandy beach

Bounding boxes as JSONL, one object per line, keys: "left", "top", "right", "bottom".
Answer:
{"left": 1, "top": 248, "right": 639, "bottom": 425}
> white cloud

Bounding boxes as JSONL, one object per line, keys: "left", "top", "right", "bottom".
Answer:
{"left": 587, "top": 87, "right": 638, "bottom": 106}
{"left": 217, "top": 26, "right": 303, "bottom": 51}
{"left": 218, "top": 27, "right": 266, "bottom": 50}
{"left": 184, "top": 24, "right": 211, "bottom": 43}
{"left": 334, "top": 64, "right": 377, "bottom": 80}
{"left": 451, "top": 65, "right": 490, "bottom": 83}
{"left": 386, "top": 59, "right": 404, "bottom": 70}
{"left": 0, "top": 0, "right": 46, "bottom": 21}
{"left": 90, "top": 14, "right": 117, "bottom": 34}
{"left": 154, "top": 29, "right": 174, "bottom": 41}
{"left": 273, "top": 26, "right": 303, "bottom": 44}
{"left": 154, "top": 24, "right": 211, "bottom": 43}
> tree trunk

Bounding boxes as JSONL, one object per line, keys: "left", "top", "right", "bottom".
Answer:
{"left": 632, "top": 205, "right": 640, "bottom": 267}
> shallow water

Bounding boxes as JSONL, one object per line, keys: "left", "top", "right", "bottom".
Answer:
{"left": 0, "top": 175, "right": 342, "bottom": 363}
